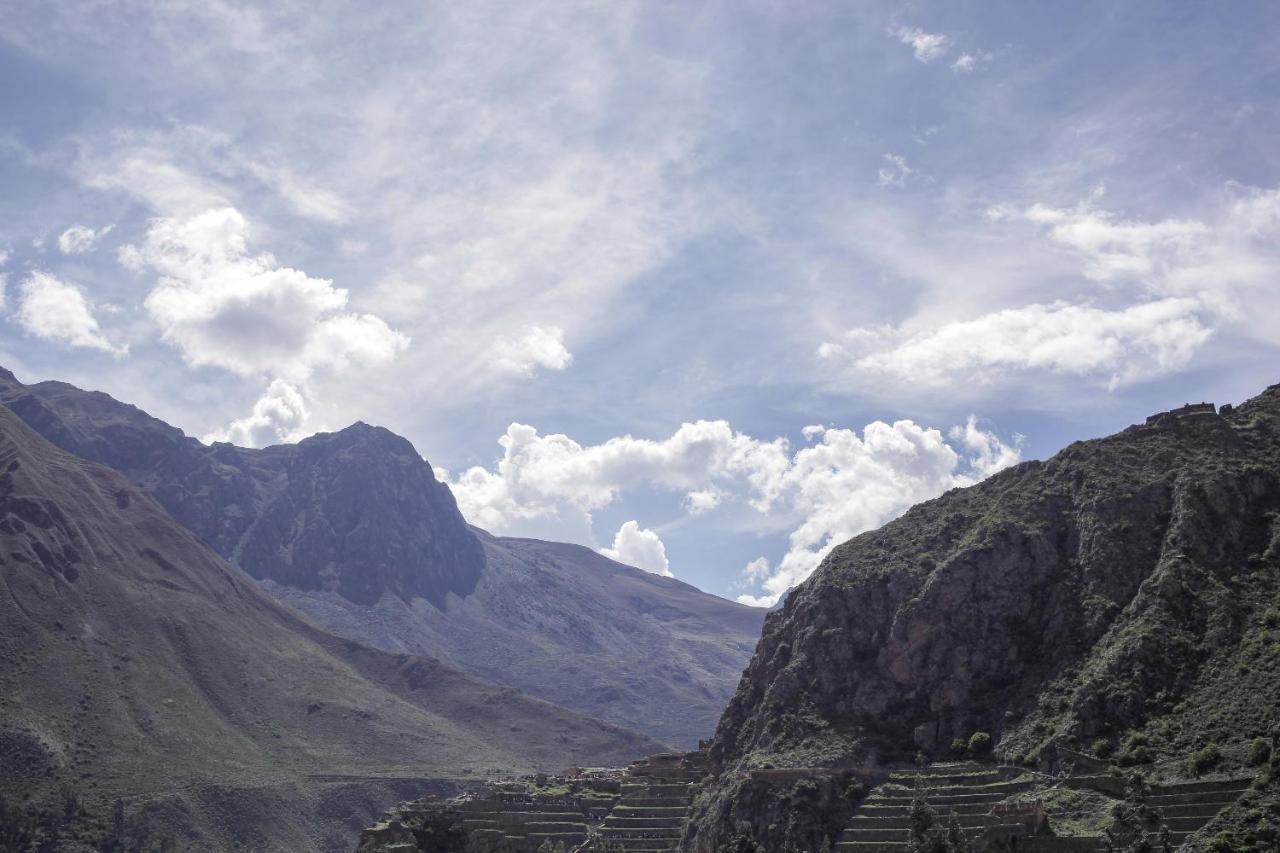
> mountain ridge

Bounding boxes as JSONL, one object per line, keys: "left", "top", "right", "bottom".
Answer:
{"left": 0, "top": 400, "right": 662, "bottom": 851}
{"left": 0, "top": 367, "right": 764, "bottom": 746}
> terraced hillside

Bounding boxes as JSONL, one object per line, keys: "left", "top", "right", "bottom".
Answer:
{"left": 836, "top": 763, "right": 1035, "bottom": 851}
{"left": 592, "top": 753, "right": 707, "bottom": 852}
{"left": 831, "top": 764, "right": 1255, "bottom": 852}
{"left": 357, "top": 752, "right": 709, "bottom": 852}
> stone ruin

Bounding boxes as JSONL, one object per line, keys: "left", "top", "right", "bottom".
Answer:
{"left": 356, "top": 750, "right": 711, "bottom": 853}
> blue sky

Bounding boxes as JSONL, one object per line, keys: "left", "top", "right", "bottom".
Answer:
{"left": 2, "top": 1, "right": 1278, "bottom": 604}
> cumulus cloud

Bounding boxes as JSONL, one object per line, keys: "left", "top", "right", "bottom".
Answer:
{"left": 57, "top": 224, "right": 114, "bottom": 254}
{"left": 828, "top": 185, "right": 1280, "bottom": 394}
{"left": 891, "top": 26, "right": 952, "bottom": 63}
{"left": 202, "top": 379, "right": 310, "bottom": 447}
{"left": 122, "top": 207, "right": 406, "bottom": 378}
{"left": 492, "top": 325, "right": 573, "bottom": 376}
{"left": 16, "top": 272, "right": 126, "bottom": 354}
{"left": 840, "top": 298, "right": 1211, "bottom": 390}
{"left": 448, "top": 416, "right": 1019, "bottom": 606}
{"left": 600, "top": 520, "right": 672, "bottom": 577}
{"left": 119, "top": 206, "right": 408, "bottom": 445}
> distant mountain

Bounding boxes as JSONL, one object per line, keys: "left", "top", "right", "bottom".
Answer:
{"left": 0, "top": 368, "right": 764, "bottom": 746}
{"left": 687, "top": 388, "right": 1280, "bottom": 851}
{"left": 267, "top": 530, "right": 765, "bottom": 747}
{"left": 0, "top": 402, "right": 661, "bottom": 851}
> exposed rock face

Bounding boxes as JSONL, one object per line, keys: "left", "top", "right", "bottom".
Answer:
{"left": 689, "top": 386, "right": 1280, "bottom": 851}
{"left": 0, "top": 369, "right": 485, "bottom": 607}
{"left": 0, "top": 402, "right": 662, "bottom": 851}
{"left": 234, "top": 424, "right": 486, "bottom": 605}
{"left": 0, "top": 367, "right": 763, "bottom": 746}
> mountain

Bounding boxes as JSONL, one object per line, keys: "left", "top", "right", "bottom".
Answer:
{"left": 0, "top": 368, "right": 764, "bottom": 746}
{"left": 0, "top": 403, "right": 661, "bottom": 851}
{"left": 0, "top": 373, "right": 485, "bottom": 607}
{"left": 267, "top": 530, "right": 765, "bottom": 747}
{"left": 687, "top": 388, "right": 1280, "bottom": 851}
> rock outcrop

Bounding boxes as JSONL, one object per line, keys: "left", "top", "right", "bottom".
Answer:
{"left": 687, "top": 386, "right": 1280, "bottom": 850}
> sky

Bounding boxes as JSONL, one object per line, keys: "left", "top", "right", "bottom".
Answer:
{"left": 2, "top": 1, "right": 1279, "bottom": 605}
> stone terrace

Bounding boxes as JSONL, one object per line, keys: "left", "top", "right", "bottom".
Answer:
{"left": 833, "top": 762, "right": 1255, "bottom": 853}
{"left": 835, "top": 763, "right": 1035, "bottom": 852}
{"left": 590, "top": 752, "right": 710, "bottom": 852}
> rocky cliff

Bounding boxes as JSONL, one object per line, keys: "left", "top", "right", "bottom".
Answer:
{"left": 686, "top": 386, "right": 1280, "bottom": 851}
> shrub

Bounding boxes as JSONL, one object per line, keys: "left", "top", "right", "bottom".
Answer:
{"left": 1264, "top": 607, "right": 1280, "bottom": 629}
{"left": 1204, "top": 831, "right": 1237, "bottom": 852}
{"left": 1188, "top": 743, "right": 1222, "bottom": 776}
{"left": 1249, "top": 737, "right": 1272, "bottom": 766}
{"left": 1091, "top": 738, "right": 1114, "bottom": 758}
{"left": 968, "top": 732, "right": 992, "bottom": 757}
{"left": 950, "top": 738, "right": 968, "bottom": 756}
{"left": 1122, "top": 731, "right": 1148, "bottom": 752}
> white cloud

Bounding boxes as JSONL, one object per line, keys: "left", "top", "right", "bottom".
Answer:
{"left": 891, "top": 26, "right": 952, "bottom": 63}
{"left": 877, "top": 153, "right": 916, "bottom": 188}
{"left": 844, "top": 298, "right": 1211, "bottom": 390}
{"left": 449, "top": 416, "right": 1019, "bottom": 606}
{"left": 0, "top": 248, "right": 10, "bottom": 266}
{"left": 600, "top": 520, "right": 672, "bottom": 577}
{"left": 739, "top": 557, "right": 771, "bottom": 586}
{"left": 246, "top": 160, "right": 350, "bottom": 223}
{"left": 57, "top": 223, "right": 114, "bottom": 254}
{"left": 994, "top": 186, "right": 1280, "bottom": 346}
{"left": 492, "top": 325, "right": 573, "bottom": 376}
{"left": 121, "top": 207, "right": 408, "bottom": 379}
{"left": 1016, "top": 203, "right": 1208, "bottom": 283}
{"left": 120, "top": 206, "right": 408, "bottom": 443}
{"left": 202, "top": 379, "right": 309, "bottom": 447}
{"left": 16, "top": 272, "right": 126, "bottom": 355}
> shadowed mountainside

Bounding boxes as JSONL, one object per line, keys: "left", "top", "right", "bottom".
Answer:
{"left": 0, "top": 371, "right": 485, "bottom": 607}
{"left": 0, "top": 404, "right": 661, "bottom": 852}
{"left": 267, "top": 530, "right": 765, "bottom": 747}
{"left": 0, "top": 368, "right": 763, "bottom": 747}
{"left": 685, "top": 387, "right": 1280, "bottom": 852}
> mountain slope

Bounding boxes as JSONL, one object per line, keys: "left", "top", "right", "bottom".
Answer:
{"left": 268, "top": 529, "right": 765, "bottom": 746}
{"left": 0, "top": 372, "right": 485, "bottom": 607}
{"left": 0, "top": 368, "right": 764, "bottom": 746}
{"left": 0, "top": 404, "right": 661, "bottom": 851}
{"left": 687, "top": 388, "right": 1280, "bottom": 851}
